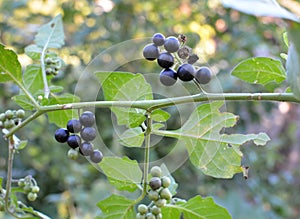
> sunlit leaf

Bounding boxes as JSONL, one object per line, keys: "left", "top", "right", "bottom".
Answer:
{"left": 24, "top": 44, "right": 42, "bottom": 60}
{"left": 162, "top": 195, "right": 232, "bottom": 219}
{"left": 153, "top": 102, "right": 270, "bottom": 178}
{"left": 99, "top": 156, "right": 143, "bottom": 192}
{"left": 0, "top": 44, "right": 22, "bottom": 83}
{"left": 119, "top": 127, "right": 144, "bottom": 147}
{"left": 95, "top": 71, "right": 153, "bottom": 128}
{"left": 152, "top": 109, "right": 171, "bottom": 122}
{"left": 97, "top": 194, "right": 135, "bottom": 219}
{"left": 12, "top": 95, "right": 36, "bottom": 110}
{"left": 221, "top": 0, "right": 299, "bottom": 22}
{"left": 231, "top": 57, "right": 286, "bottom": 91}
{"left": 22, "top": 64, "right": 44, "bottom": 95}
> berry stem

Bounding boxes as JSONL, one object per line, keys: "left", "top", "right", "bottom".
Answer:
{"left": 192, "top": 79, "right": 207, "bottom": 94}
{"left": 5, "top": 136, "right": 15, "bottom": 215}
{"left": 143, "top": 113, "right": 152, "bottom": 193}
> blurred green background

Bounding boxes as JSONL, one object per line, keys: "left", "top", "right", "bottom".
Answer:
{"left": 1, "top": 0, "right": 300, "bottom": 218}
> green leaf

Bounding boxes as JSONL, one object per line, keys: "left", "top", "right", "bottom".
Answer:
{"left": 0, "top": 44, "right": 22, "bottom": 83}
{"left": 97, "top": 194, "right": 135, "bottom": 219}
{"left": 34, "top": 14, "right": 65, "bottom": 49}
{"left": 152, "top": 123, "right": 165, "bottom": 130}
{"left": 119, "top": 127, "right": 144, "bottom": 147}
{"left": 221, "top": 0, "right": 299, "bottom": 22}
{"left": 162, "top": 195, "right": 231, "bottom": 219}
{"left": 95, "top": 71, "right": 153, "bottom": 128}
{"left": 12, "top": 95, "right": 36, "bottom": 110}
{"left": 15, "top": 140, "right": 28, "bottom": 151}
{"left": 152, "top": 109, "right": 171, "bottom": 122}
{"left": 231, "top": 57, "right": 286, "bottom": 91}
{"left": 24, "top": 44, "right": 42, "bottom": 60}
{"left": 22, "top": 64, "right": 44, "bottom": 95}
{"left": 0, "top": 177, "right": 3, "bottom": 190}
{"left": 287, "top": 23, "right": 300, "bottom": 100}
{"left": 47, "top": 93, "right": 80, "bottom": 127}
{"left": 99, "top": 156, "right": 142, "bottom": 192}
{"left": 154, "top": 102, "right": 270, "bottom": 178}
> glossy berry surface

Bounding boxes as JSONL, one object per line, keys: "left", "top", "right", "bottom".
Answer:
{"left": 80, "top": 127, "right": 96, "bottom": 141}
{"left": 160, "top": 188, "right": 172, "bottom": 200}
{"left": 194, "top": 66, "right": 212, "bottom": 84}
{"left": 16, "top": 109, "right": 25, "bottom": 118}
{"left": 67, "top": 134, "right": 81, "bottom": 149}
{"left": 159, "top": 69, "right": 177, "bottom": 86}
{"left": 90, "top": 150, "right": 103, "bottom": 163}
{"left": 161, "top": 176, "right": 171, "bottom": 188}
{"left": 154, "top": 199, "right": 166, "bottom": 208}
{"left": 67, "top": 119, "right": 82, "bottom": 133}
{"left": 27, "top": 192, "right": 37, "bottom": 201}
{"left": 177, "top": 63, "right": 195, "bottom": 81}
{"left": 164, "top": 36, "right": 180, "bottom": 53}
{"left": 152, "top": 33, "right": 165, "bottom": 46}
{"left": 150, "top": 166, "right": 162, "bottom": 177}
{"left": 149, "top": 177, "right": 161, "bottom": 190}
{"left": 54, "top": 128, "right": 70, "bottom": 143}
{"left": 143, "top": 44, "right": 160, "bottom": 61}
{"left": 157, "top": 52, "right": 174, "bottom": 68}
{"left": 80, "top": 142, "right": 94, "bottom": 156}
{"left": 138, "top": 204, "right": 148, "bottom": 214}
{"left": 80, "top": 111, "right": 95, "bottom": 127}
{"left": 148, "top": 190, "right": 159, "bottom": 201}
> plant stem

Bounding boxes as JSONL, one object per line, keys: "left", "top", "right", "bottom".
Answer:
{"left": 5, "top": 136, "right": 14, "bottom": 213}
{"left": 40, "top": 47, "right": 50, "bottom": 99}
{"left": 143, "top": 113, "right": 152, "bottom": 194}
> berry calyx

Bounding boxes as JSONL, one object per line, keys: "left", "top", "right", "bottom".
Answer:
{"left": 164, "top": 36, "right": 180, "bottom": 53}
{"left": 143, "top": 44, "right": 160, "bottom": 61}
{"left": 157, "top": 52, "right": 174, "bottom": 68}
{"left": 90, "top": 150, "right": 103, "bottom": 163}
{"left": 161, "top": 176, "right": 171, "bottom": 188}
{"left": 194, "top": 66, "right": 212, "bottom": 84}
{"left": 80, "top": 142, "right": 94, "bottom": 156}
{"left": 137, "top": 204, "right": 148, "bottom": 214}
{"left": 152, "top": 33, "right": 165, "bottom": 46}
{"left": 67, "top": 119, "right": 82, "bottom": 133}
{"left": 177, "top": 63, "right": 195, "bottom": 81}
{"left": 159, "top": 69, "right": 177, "bottom": 86}
{"left": 27, "top": 192, "right": 37, "bottom": 201}
{"left": 150, "top": 166, "right": 162, "bottom": 177}
{"left": 54, "top": 128, "right": 70, "bottom": 143}
{"left": 149, "top": 177, "right": 161, "bottom": 190}
{"left": 67, "top": 134, "right": 81, "bottom": 149}
{"left": 80, "top": 111, "right": 95, "bottom": 127}
{"left": 80, "top": 127, "right": 96, "bottom": 141}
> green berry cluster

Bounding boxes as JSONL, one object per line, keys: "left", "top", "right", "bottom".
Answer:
{"left": 18, "top": 176, "right": 40, "bottom": 202}
{"left": 45, "top": 56, "right": 62, "bottom": 76}
{"left": 54, "top": 111, "right": 103, "bottom": 163}
{"left": 136, "top": 166, "right": 172, "bottom": 219}
{"left": 0, "top": 109, "right": 25, "bottom": 130}
{"left": 143, "top": 33, "right": 212, "bottom": 87}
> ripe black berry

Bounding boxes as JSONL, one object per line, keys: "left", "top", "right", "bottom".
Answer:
{"left": 54, "top": 128, "right": 69, "bottom": 143}
{"left": 67, "top": 119, "right": 82, "bottom": 133}
{"left": 194, "top": 66, "right": 212, "bottom": 84}
{"left": 67, "top": 134, "right": 81, "bottom": 149}
{"left": 90, "top": 150, "right": 103, "bottom": 163}
{"left": 80, "top": 127, "right": 96, "bottom": 141}
{"left": 149, "top": 177, "right": 161, "bottom": 190}
{"left": 143, "top": 44, "right": 160, "bottom": 61}
{"left": 177, "top": 63, "right": 195, "bottom": 81}
{"left": 80, "top": 111, "right": 95, "bottom": 127}
{"left": 159, "top": 69, "right": 177, "bottom": 86}
{"left": 152, "top": 33, "right": 165, "bottom": 46}
{"left": 164, "top": 36, "right": 180, "bottom": 53}
{"left": 157, "top": 52, "right": 174, "bottom": 68}
{"left": 80, "top": 142, "right": 94, "bottom": 156}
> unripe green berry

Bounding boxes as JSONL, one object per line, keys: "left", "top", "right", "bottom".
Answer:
{"left": 148, "top": 190, "right": 159, "bottom": 201}
{"left": 154, "top": 199, "right": 166, "bottom": 208}
{"left": 4, "top": 119, "right": 14, "bottom": 129}
{"left": 156, "top": 213, "right": 163, "bottom": 219}
{"left": 136, "top": 213, "right": 146, "bottom": 219}
{"left": 161, "top": 176, "right": 171, "bottom": 188}
{"left": 138, "top": 204, "right": 148, "bottom": 214}
{"left": 160, "top": 188, "right": 172, "bottom": 200}
{"left": 23, "top": 185, "right": 32, "bottom": 193}
{"left": 0, "top": 121, "right": 3, "bottom": 129}
{"left": 145, "top": 213, "right": 155, "bottom": 219}
{"left": 0, "top": 113, "right": 5, "bottom": 122}
{"left": 151, "top": 206, "right": 161, "bottom": 215}
{"left": 150, "top": 166, "right": 162, "bottom": 177}
{"left": 0, "top": 200, "right": 4, "bottom": 211}
{"left": 67, "top": 148, "right": 79, "bottom": 160}
{"left": 18, "top": 179, "right": 25, "bottom": 187}
{"left": 16, "top": 109, "right": 25, "bottom": 118}
{"left": 5, "top": 110, "right": 13, "bottom": 119}
{"left": 27, "top": 192, "right": 37, "bottom": 201}
{"left": 31, "top": 185, "right": 40, "bottom": 193}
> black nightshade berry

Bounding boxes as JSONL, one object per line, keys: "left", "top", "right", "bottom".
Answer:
{"left": 149, "top": 177, "right": 162, "bottom": 190}
{"left": 54, "top": 128, "right": 69, "bottom": 143}
{"left": 67, "top": 119, "right": 82, "bottom": 133}
{"left": 152, "top": 33, "right": 165, "bottom": 46}
{"left": 159, "top": 69, "right": 177, "bottom": 86}
{"left": 177, "top": 63, "right": 195, "bottom": 81}
{"left": 157, "top": 52, "right": 174, "bottom": 68}
{"left": 164, "top": 36, "right": 180, "bottom": 53}
{"left": 194, "top": 66, "right": 212, "bottom": 84}
{"left": 90, "top": 150, "right": 103, "bottom": 163}
{"left": 143, "top": 44, "right": 160, "bottom": 61}
{"left": 80, "top": 142, "right": 94, "bottom": 156}
{"left": 67, "top": 134, "right": 81, "bottom": 149}
{"left": 80, "top": 111, "right": 95, "bottom": 127}
{"left": 80, "top": 127, "right": 96, "bottom": 141}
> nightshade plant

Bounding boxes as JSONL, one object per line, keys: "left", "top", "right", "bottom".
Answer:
{"left": 0, "top": 1, "right": 300, "bottom": 218}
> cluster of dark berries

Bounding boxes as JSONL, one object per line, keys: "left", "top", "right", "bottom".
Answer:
{"left": 18, "top": 175, "right": 40, "bottom": 202}
{"left": 0, "top": 109, "right": 25, "bottom": 130}
{"left": 45, "top": 56, "right": 62, "bottom": 76}
{"left": 136, "top": 166, "right": 172, "bottom": 219}
{"left": 54, "top": 111, "right": 103, "bottom": 163}
{"left": 142, "top": 33, "right": 212, "bottom": 87}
